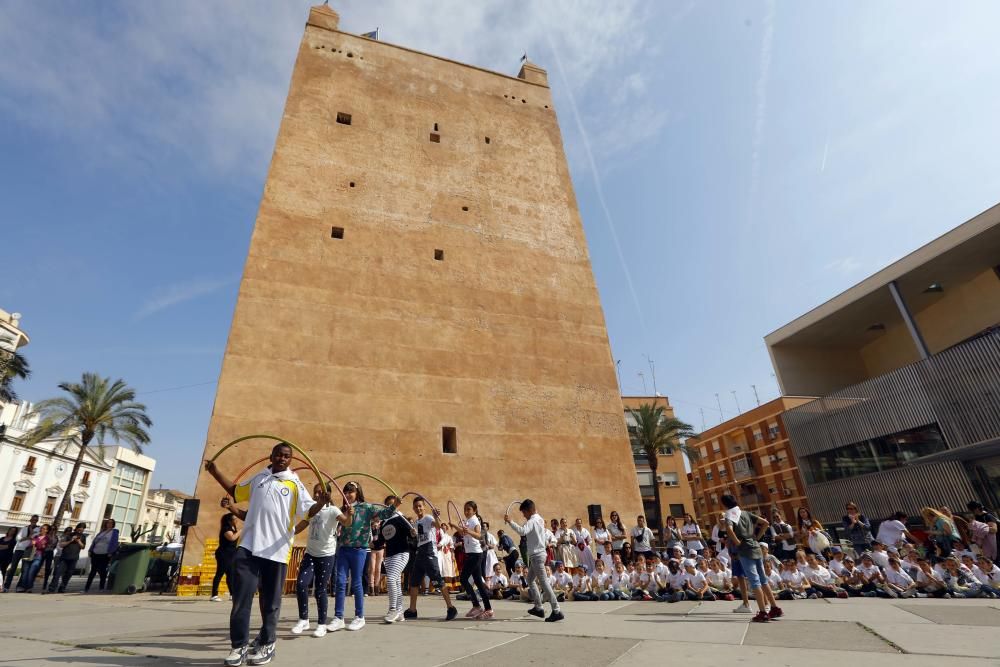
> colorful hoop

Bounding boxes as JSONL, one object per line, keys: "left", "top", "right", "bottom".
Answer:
{"left": 332, "top": 472, "right": 398, "bottom": 498}
{"left": 447, "top": 500, "right": 464, "bottom": 530}
{"left": 209, "top": 434, "right": 324, "bottom": 490}
{"left": 291, "top": 466, "right": 348, "bottom": 506}
{"left": 505, "top": 500, "right": 522, "bottom": 519}
{"left": 399, "top": 491, "right": 439, "bottom": 515}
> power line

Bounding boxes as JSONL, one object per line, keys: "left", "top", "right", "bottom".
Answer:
{"left": 136, "top": 380, "right": 217, "bottom": 396}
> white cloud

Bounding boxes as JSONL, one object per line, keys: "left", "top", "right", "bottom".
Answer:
{"left": 0, "top": 1, "right": 662, "bottom": 179}
{"left": 135, "top": 278, "right": 235, "bottom": 320}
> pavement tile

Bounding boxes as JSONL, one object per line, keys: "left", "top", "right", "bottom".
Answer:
{"left": 744, "top": 620, "right": 896, "bottom": 652}
{"left": 895, "top": 604, "right": 1000, "bottom": 626}
{"left": 863, "top": 622, "right": 1000, "bottom": 658}
{"left": 443, "top": 635, "right": 638, "bottom": 666}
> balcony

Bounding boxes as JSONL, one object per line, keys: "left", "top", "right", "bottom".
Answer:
{"left": 732, "top": 455, "right": 755, "bottom": 481}
{"left": 21, "top": 466, "right": 37, "bottom": 476}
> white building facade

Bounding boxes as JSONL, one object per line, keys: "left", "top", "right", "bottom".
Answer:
{"left": 0, "top": 401, "right": 113, "bottom": 534}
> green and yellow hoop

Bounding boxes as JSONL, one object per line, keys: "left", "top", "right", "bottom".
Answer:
{"left": 210, "top": 434, "right": 326, "bottom": 492}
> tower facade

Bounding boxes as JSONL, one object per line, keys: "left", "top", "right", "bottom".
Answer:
{"left": 189, "top": 4, "right": 641, "bottom": 561}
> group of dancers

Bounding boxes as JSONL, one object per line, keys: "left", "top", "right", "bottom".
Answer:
{"left": 203, "top": 443, "right": 564, "bottom": 667}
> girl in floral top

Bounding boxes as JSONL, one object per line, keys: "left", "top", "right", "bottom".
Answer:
{"left": 330, "top": 481, "right": 400, "bottom": 632}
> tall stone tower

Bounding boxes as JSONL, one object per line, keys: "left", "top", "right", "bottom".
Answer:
{"left": 189, "top": 4, "right": 641, "bottom": 561}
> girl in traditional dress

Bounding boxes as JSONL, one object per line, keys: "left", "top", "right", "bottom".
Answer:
{"left": 481, "top": 521, "right": 499, "bottom": 580}
{"left": 574, "top": 518, "right": 596, "bottom": 573}
{"left": 437, "top": 525, "right": 456, "bottom": 588}
{"left": 556, "top": 518, "right": 579, "bottom": 568}
{"left": 547, "top": 519, "right": 559, "bottom": 564}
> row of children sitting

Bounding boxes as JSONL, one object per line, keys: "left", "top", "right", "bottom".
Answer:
{"left": 480, "top": 544, "right": 1000, "bottom": 602}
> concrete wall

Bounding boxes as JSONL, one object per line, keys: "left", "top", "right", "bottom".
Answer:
{"left": 769, "top": 345, "right": 868, "bottom": 397}
{"left": 188, "top": 7, "right": 641, "bottom": 563}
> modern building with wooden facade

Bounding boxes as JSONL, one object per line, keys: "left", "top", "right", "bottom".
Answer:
{"left": 766, "top": 202, "right": 1000, "bottom": 522}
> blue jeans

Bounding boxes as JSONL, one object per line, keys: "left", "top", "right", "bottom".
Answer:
{"left": 22, "top": 556, "right": 44, "bottom": 590}
{"left": 297, "top": 553, "right": 335, "bottom": 624}
{"left": 335, "top": 547, "right": 367, "bottom": 619}
{"left": 738, "top": 556, "right": 767, "bottom": 591}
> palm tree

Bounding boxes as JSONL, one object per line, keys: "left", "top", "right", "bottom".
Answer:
{"left": 0, "top": 333, "right": 30, "bottom": 403}
{"left": 627, "top": 403, "right": 698, "bottom": 543}
{"left": 23, "top": 373, "right": 152, "bottom": 531}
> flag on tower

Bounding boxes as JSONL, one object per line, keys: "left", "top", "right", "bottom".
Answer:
{"left": 362, "top": 28, "right": 379, "bottom": 40}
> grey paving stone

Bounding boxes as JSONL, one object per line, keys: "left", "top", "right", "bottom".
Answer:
{"left": 744, "top": 620, "right": 897, "bottom": 653}
{"left": 896, "top": 604, "right": 1000, "bottom": 626}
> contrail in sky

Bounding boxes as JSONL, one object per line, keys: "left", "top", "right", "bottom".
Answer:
{"left": 749, "top": 0, "right": 776, "bottom": 221}
{"left": 545, "top": 32, "right": 646, "bottom": 335}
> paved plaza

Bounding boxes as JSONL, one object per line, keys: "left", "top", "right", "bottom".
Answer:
{"left": 2, "top": 592, "right": 1000, "bottom": 666}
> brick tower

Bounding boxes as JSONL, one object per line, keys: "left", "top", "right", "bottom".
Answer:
{"left": 188, "top": 4, "right": 641, "bottom": 563}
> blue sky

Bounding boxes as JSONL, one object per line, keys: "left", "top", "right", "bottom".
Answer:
{"left": 4, "top": 1, "right": 1000, "bottom": 492}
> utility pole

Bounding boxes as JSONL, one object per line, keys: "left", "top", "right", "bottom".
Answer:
{"left": 751, "top": 384, "right": 760, "bottom": 406}
{"left": 731, "top": 390, "right": 741, "bottom": 414}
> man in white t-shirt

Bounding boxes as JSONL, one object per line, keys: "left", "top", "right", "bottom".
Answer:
{"left": 631, "top": 516, "right": 654, "bottom": 555}
{"left": 206, "top": 442, "right": 324, "bottom": 667}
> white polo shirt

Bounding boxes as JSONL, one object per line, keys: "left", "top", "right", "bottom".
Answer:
{"left": 234, "top": 468, "right": 313, "bottom": 563}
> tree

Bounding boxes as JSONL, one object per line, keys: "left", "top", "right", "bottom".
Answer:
{"left": 23, "top": 373, "right": 151, "bottom": 532}
{"left": 627, "top": 403, "right": 698, "bottom": 543}
{"left": 0, "top": 334, "right": 30, "bottom": 403}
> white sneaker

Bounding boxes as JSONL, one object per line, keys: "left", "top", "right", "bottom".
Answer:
{"left": 326, "top": 618, "right": 345, "bottom": 632}
{"left": 312, "top": 624, "right": 327, "bottom": 638}
{"left": 347, "top": 617, "right": 366, "bottom": 631}
{"left": 224, "top": 646, "right": 248, "bottom": 667}
{"left": 210, "top": 595, "right": 223, "bottom": 602}
{"left": 291, "top": 619, "right": 310, "bottom": 635}
{"left": 384, "top": 608, "right": 398, "bottom": 623}
{"left": 733, "top": 603, "right": 752, "bottom": 613}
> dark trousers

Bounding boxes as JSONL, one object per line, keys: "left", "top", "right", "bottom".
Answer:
{"left": 86, "top": 553, "right": 112, "bottom": 591}
{"left": 212, "top": 549, "right": 236, "bottom": 598}
{"left": 4, "top": 550, "right": 26, "bottom": 589}
{"left": 296, "top": 553, "right": 335, "bottom": 624}
{"left": 460, "top": 552, "right": 492, "bottom": 611}
{"left": 230, "top": 548, "right": 286, "bottom": 649}
{"left": 39, "top": 552, "right": 55, "bottom": 589}
{"left": 48, "top": 558, "right": 78, "bottom": 592}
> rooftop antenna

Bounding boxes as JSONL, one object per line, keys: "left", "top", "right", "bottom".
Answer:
{"left": 643, "top": 354, "right": 658, "bottom": 404}
{"left": 520, "top": 52, "right": 528, "bottom": 62}
{"left": 715, "top": 393, "right": 724, "bottom": 423}
{"left": 638, "top": 371, "right": 647, "bottom": 395}
{"left": 751, "top": 384, "right": 761, "bottom": 406}
{"left": 731, "top": 390, "right": 741, "bottom": 414}
{"left": 700, "top": 408, "right": 706, "bottom": 431}
{"left": 615, "top": 360, "right": 623, "bottom": 394}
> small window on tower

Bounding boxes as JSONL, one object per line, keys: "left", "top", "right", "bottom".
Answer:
{"left": 349, "top": 181, "right": 356, "bottom": 188}
{"left": 336, "top": 112, "right": 352, "bottom": 125}
{"left": 434, "top": 249, "right": 444, "bottom": 261}
{"left": 433, "top": 122, "right": 439, "bottom": 131}
{"left": 331, "top": 227, "right": 344, "bottom": 239}
{"left": 461, "top": 206, "right": 469, "bottom": 212}
{"left": 485, "top": 137, "right": 491, "bottom": 144}
{"left": 429, "top": 133, "right": 440, "bottom": 143}
{"left": 442, "top": 426, "right": 457, "bottom": 454}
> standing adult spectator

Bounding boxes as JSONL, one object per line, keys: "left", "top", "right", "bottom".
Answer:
{"left": 967, "top": 501, "right": 998, "bottom": 560}
{"left": 663, "top": 517, "right": 683, "bottom": 555}
{"left": 769, "top": 510, "right": 796, "bottom": 562}
{"left": 680, "top": 514, "right": 705, "bottom": 556}
{"left": 211, "top": 505, "right": 241, "bottom": 601}
{"left": 607, "top": 511, "right": 627, "bottom": 558}
{"left": 0, "top": 527, "right": 17, "bottom": 592}
{"left": 5, "top": 514, "right": 39, "bottom": 591}
{"left": 796, "top": 508, "right": 823, "bottom": 552}
{"left": 20, "top": 525, "right": 53, "bottom": 592}
{"left": 842, "top": 502, "right": 874, "bottom": 557}
{"left": 631, "top": 515, "right": 654, "bottom": 560}
{"left": 47, "top": 523, "right": 87, "bottom": 593}
{"left": 876, "top": 511, "right": 918, "bottom": 548}
{"left": 85, "top": 519, "right": 120, "bottom": 593}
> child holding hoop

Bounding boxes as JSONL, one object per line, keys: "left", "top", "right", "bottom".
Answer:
{"left": 404, "top": 497, "right": 458, "bottom": 620}
{"left": 377, "top": 495, "right": 415, "bottom": 623}
{"left": 329, "top": 480, "right": 401, "bottom": 633}
{"left": 291, "top": 483, "right": 351, "bottom": 637}
{"left": 456, "top": 501, "right": 494, "bottom": 619}
{"left": 205, "top": 442, "right": 328, "bottom": 667}
{"left": 505, "top": 499, "right": 564, "bottom": 622}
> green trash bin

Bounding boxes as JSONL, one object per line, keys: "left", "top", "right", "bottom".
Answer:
{"left": 112, "top": 543, "right": 152, "bottom": 595}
